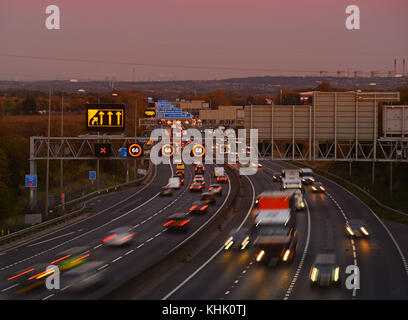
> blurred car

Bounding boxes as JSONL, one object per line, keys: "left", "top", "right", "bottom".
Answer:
{"left": 189, "top": 200, "right": 209, "bottom": 214}
{"left": 194, "top": 175, "right": 206, "bottom": 187}
{"left": 208, "top": 184, "right": 222, "bottom": 197}
{"left": 345, "top": 219, "right": 370, "bottom": 238}
{"left": 160, "top": 185, "right": 174, "bottom": 196}
{"left": 200, "top": 192, "right": 216, "bottom": 205}
{"left": 62, "top": 261, "right": 108, "bottom": 293}
{"left": 163, "top": 213, "right": 191, "bottom": 232}
{"left": 176, "top": 163, "right": 185, "bottom": 170}
{"left": 311, "top": 182, "right": 326, "bottom": 193}
{"left": 11, "top": 263, "right": 53, "bottom": 294}
{"left": 52, "top": 246, "right": 90, "bottom": 272}
{"left": 168, "top": 176, "right": 181, "bottom": 189}
{"left": 224, "top": 228, "right": 250, "bottom": 250}
{"left": 216, "top": 175, "right": 228, "bottom": 183}
{"left": 173, "top": 174, "right": 184, "bottom": 185}
{"left": 190, "top": 181, "right": 204, "bottom": 192}
{"left": 102, "top": 227, "right": 135, "bottom": 246}
{"left": 175, "top": 170, "right": 185, "bottom": 179}
{"left": 195, "top": 164, "right": 205, "bottom": 174}
{"left": 310, "top": 253, "right": 340, "bottom": 287}
{"left": 272, "top": 172, "right": 282, "bottom": 182}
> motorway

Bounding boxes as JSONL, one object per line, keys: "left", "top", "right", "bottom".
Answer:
{"left": 1, "top": 161, "right": 408, "bottom": 300}
{"left": 138, "top": 161, "right": 408, "bottom": 300}
{"left": 0, "top": 162, "right": 233, "bottom": 300}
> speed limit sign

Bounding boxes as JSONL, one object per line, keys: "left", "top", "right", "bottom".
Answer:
{"left": 162, "top": 144, "right": 174, "bottom": 157}
{"left": 192, "top": 144, "right": 205, "bottom": 157}
{"left": 128, "top": 143, "right": 143, "bottom": 158}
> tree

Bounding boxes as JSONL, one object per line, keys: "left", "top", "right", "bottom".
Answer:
{"left": 21, "top": 96, "right": 37, "bottom": 114}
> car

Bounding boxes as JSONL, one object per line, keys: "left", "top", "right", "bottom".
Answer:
{"left": 52, "top": 246, "right": 91, "bottom": 272}
{"left": 345, "top": 219, "right": 370, "bottom": 238}
{"left": 194, "top": 175, "right": 206, "bottom": 186}
{"left": 102, "top": 227, "right": 135, "bottom": 246}
{"left": 176, "top": 163, "right": 185, "bottom": 170}
{"left": 168, "top": 176, "right": 182, "bottom": 189}
{"left": 189, "top": 200, "right": 209, "bottom": 214}
{"left": 300, "top": 168, "right": 315, "bottom": 185}
{"left": 12, "top": 263, "right": 52, "bottom": 294}
{"left": 190, "top": 181, "right": 204, "bottom": 192}
{"left": 62, "top": 261, "right": 108, "bottom": 293}
{"left": 200, "top": 192, "right": 216, "bottom": 205}
{"left": 173, "top": 174, "right": 184, "bottom": 185}
{"left": 175, "top": 170, "right": 185, "bottom": 179}
{"left": 195, "top": 164, "right": 205, "bottom": 175}
{"left": 311, "top": 182, "right": 325, "bottom": 193}
{"left": 310, "top": 253, "right": 340, "bottom": 287}
{"left": 160, "top": 186, "right": 174, "bottom": 196}
{"left": 208, "top": 184, "right": 222, "bottom": 196}
{"left": 224, "top": 228, "right": 250, "bottom": 250}
{"left": 272, "top": 172, "right": 282, "bottom": 182}
{"left": 216, "top": 175, "right": 228, "bottom": 183}
{"left": 163, "top": 213, "right": 191, "bottom": 232}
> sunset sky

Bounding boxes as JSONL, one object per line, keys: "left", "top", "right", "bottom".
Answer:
{"left": 0, "top": 0, "right": 407, "bottom": 81}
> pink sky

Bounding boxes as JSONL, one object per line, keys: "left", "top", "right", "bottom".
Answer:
{"left": 0, "top": 0, "right": 407, "bottom": 81}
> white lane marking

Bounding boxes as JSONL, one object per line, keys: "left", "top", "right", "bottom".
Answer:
{"left": 162, "top": 169, "right": 252, "bottom": 300}
{"left": 42, "top": 294, "right": 54, "bottom": 300}
{"left": 1, "top": 283, "right": 19, "bottom": 292}
{"left": 137, "top": 243, "right": 144, "bottom": 249}
{"left": 93, "top": 244, "right": 103, "bottom": 250}
{"left": 165, "top": 170, "right": 232, "bottom": 257}
{"left": 28, "top": 231, "right": 76, "bottom": 247}
{"left": 124, "top": 250, "right": 134, "bottom": 256}
{"left": 98, "top": 264, "right": 109, "bottom": 271}
{"left": 283, "top": 200, "right": 311, "bottom": 300}
{"left": 0, "top": 192, "right": 160, "bottom": 271}
{"left": 0, "top": 165, "right": 158, "bottom": 255}
{"left": 324, "top": 176, "right": 408, "bottom": 276}
{"left": 112, "top": 256, "right": 122, "bottom": 263}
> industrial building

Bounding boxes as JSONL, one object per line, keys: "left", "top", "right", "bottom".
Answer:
{"left": 199, "top": 106, "right": 244, "bottom": 128}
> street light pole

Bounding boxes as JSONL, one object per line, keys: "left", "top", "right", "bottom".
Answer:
{"left": 134, "top": 100, "right": 138, "bottom": 180}
{"left": 60, "top": 94, "right": 64, "bottom": 210}
{"left": 45, "top": 89, "right": 51, "bottom": 218}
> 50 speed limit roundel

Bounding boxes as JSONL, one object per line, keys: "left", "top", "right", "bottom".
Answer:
{"left": 128, "top": 143, "right": 143, "bottom": 158}
{"left": 192, "top": 144, "right": 205, "bottom": 157}
{"left": 162, "top": 144, "right": 174, "bottom": 157}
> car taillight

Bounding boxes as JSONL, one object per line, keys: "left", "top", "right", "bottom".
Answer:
{"left": 189, "top": 206, "right": 197, "bottom": 211}
{"left": 201, "top": 205, "right": 208, "bottom": 210}
{"left": 103, "top": 234, "right": 118, "bottom": 243}
{"left": 164, "top": 220, "right": 175, "bottom": 227}
{"left": 178, "top": 220, "right": 190, "bottom": 226}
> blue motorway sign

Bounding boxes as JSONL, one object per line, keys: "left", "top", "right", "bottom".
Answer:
{"left": 118, "top": 148, "right": 128, "bottom": 157}
{"left": 89, "top": 171, "right": 97, "bottom": 180}
{"left": 25, "top": 175, "right": 37, "bottom": 188}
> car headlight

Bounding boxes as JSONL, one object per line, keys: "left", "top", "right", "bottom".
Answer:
{"left": 282, "top": 249, "right": 290, "bottom": 261}
{"left": 256, "top": 250, "right": 265, "bottom": 262}
{"left": 346, "top": 226, "right": 354, "bottom": 236}
{"left": 311, "top": 267, "right": 319, "bottom": 282}
{"left": 360, "top": 227, "right": 369, "bottom": 236}
{"left": 333, "top": 267, "right": 340, "bottom": 282}
{"left": 224, "top": 237, "right": 234, "bottom": 250}
{"left": 312, "top": 186, "right": 317, "bottom": 191}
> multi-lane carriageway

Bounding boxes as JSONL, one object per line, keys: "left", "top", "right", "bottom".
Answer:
{"left": 1, "top": 161, "right": 408, "bottom": 300}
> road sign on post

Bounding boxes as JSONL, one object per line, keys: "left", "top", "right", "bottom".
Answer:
{"left": 25, "top": 175, "right": 37, "bottom": 188}
{"left": 86, "top": 104, "right": 125, "bottom": 132}
{"left": 128, "top": 144, "right": 143, "bottom": 158}
{"left": 89, "top": 171, "right": 96, "bottom": 180}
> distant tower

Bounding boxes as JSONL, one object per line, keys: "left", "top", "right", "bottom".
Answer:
{"left": 403, "top": 59, "right": 407, "bottom": 77}
{"left": 394, "top": 58, "right": 397, "bottom": 73}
